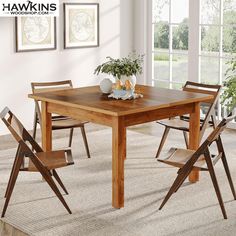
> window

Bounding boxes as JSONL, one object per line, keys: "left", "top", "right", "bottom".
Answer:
{"left": 151, "top": 0, "right": 236, "bottom": 118}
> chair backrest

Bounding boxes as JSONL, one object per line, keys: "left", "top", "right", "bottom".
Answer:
{"left": 31, "top": 80, "right": 73, "bottom": 124}
{"left": 0, "top": 107, "right": 43, "bottom": 153}
{"left": 206, "top": 111, "right": 236, "bottom": 144}
{"left": 182, "top": 81, "right": 221, "bottom": 139}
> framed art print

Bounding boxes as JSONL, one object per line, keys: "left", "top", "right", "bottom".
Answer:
{"left": 15, "top": 17, "right": 56, "bottom": 52}
{"left": 64, "top": 3, "right": 99, "bottom": 49}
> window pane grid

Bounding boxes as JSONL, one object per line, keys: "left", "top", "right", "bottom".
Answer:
{"left": 152, "top": 0, "right": 235, "bottom": 123}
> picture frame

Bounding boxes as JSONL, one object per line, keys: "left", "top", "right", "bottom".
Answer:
{"left": 15, "top": 17, "right": 56, "bottom": 52}
{"left": 63, "top": 3, "right": 99, "bottom": 49}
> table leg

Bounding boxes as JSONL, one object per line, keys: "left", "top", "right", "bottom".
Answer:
{"left": 112, "top": 117, "right": 126, "bottom": 208}
{"left": 189, "top": 102, "right": 200, "bottom": 183}
{"left": 41, "top": 101, "right": 52, "bottom": 151}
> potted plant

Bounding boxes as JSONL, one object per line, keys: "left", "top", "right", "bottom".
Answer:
{"left": 221, "top": 56, "right": 236, "bottom": 113}
{"left": 94, "top": 53, "right": 144, "bottom": 90}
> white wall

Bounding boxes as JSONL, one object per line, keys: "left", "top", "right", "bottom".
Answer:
{"left": 0, "top": 0, "right": 134, "bottom": 135}
{"left": 133, "top": 0, "right": 150, "bottom": 85}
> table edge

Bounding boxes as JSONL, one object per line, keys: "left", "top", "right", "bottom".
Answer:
{"left": 28, "top": 93, "right": 213, "bottom": 117}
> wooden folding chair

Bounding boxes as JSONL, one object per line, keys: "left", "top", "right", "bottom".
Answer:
{"left": 155, "top": 81, "right": 221, "bottom": 158}
{"left": 0, "top": 107, "right": 74, "bottom": 217}
{"left": 31, "top": 80, "right": 90, "bottom": 158}
{"left": 157, "top": 112, "right": 236, "bottom": 219}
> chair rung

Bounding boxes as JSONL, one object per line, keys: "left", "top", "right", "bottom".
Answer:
{"left": 212, "top": 153, "right": 223, "bottom": 166}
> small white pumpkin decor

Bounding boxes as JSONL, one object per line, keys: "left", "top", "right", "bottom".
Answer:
{"left": 99, "top": 78, "right": 113, "bottom": 94}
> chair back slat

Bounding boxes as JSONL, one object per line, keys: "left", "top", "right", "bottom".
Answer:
{"left": 184, "top": 81, "right": 221, "bottom": 89}
{"left": 33, "top": 86, "right": 72, "bottom": 94}
{"left": 31, "top": 80, "right": 72, "bottom": 93}
{"left": 183, "top": 87, "right": 217, "bottom": 102}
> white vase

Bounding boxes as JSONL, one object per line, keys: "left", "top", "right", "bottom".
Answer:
{"left": 100, "top": 78, "right": 113, "bottom": 94}
{"left": 120, "top": 75, "right": 137, "bottom": 87}
{"left": 130, "top": 75, "right": 137, "bottom": 86}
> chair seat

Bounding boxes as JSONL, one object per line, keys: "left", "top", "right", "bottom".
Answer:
{"left": 51, "top": 118, "right": 88, "bottom": 129}
{"left": 157, "top": 148, "right": 208, "bottom": 170}
{"left": 157, "top": 118, "right": 190, "bottom": 131}
{"left": 28, "top": 150, "right": 74, "bottom": 171}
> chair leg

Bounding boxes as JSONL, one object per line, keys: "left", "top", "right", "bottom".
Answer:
{"left": 68, "top": 128, "right": 74, "bottom": 147}
{"left": 30, "top": 157, "right": 72, "bottom": 214}
{"left": 205, "top": 154, "right": 227, "bottom": 219}
{"left": 80, "top": 125, "right": 91, "bottom": 159}
{"left": 159, "top": 154, "right": 200, "bottom": 210}
{"left": 174, "top": 174, "right": 187, "bottom": 193}
{"left": 32, "top": 114, "right": 38, "bottom": 152}
{"left": 155, "top": 127, "right": 170, "bottom": 158}
{"left": 4, "top": 145, "right": 20, "bottom": 198}
{"left": 183, "top": 131, "right": 189, "bottom": 149}
{"left": 221, "top": 154, "right": 236, "bottom": 200}
{"left": 32, "top": 113, "right": 37, "bottom": 140}
{"left": 216, "top": 137, "right": 236, "bottom": 200}
{"left": 159, "top": 170, "right": 189, "bottom": 210}
{"left": 211, "top": 114, "right": 217, "bottom": 129}
{"left": 2, "top": 155, "right": 23, "bottom": 217}
{"left": 159, "top": 179, "right": 179, "bottom": 210}
{"left": 52, "top": 169, "right": 68, "bottom": 195}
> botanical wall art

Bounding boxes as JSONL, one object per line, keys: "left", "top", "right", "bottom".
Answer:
{"left": 64, "top": 3, "right": 99, "bottom": 49}
{"left": 15, "top": 17, "right": 56, "bottom": 52}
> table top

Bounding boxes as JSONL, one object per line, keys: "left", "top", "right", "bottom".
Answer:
{"left": 29, "top": 85, "right": 213, "bottom": 116}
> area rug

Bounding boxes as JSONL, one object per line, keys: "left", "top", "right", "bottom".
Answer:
{"left": 0, "top": 127, "right": 236, "bottom": 236}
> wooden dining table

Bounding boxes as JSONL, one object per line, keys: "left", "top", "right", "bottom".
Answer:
{"left": 29, "top": 84, "right": 213, "bottom": 209}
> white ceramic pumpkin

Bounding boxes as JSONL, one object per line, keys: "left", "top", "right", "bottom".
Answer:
{"left": 100, "top": 78, "right": 113, "bottom": 94}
